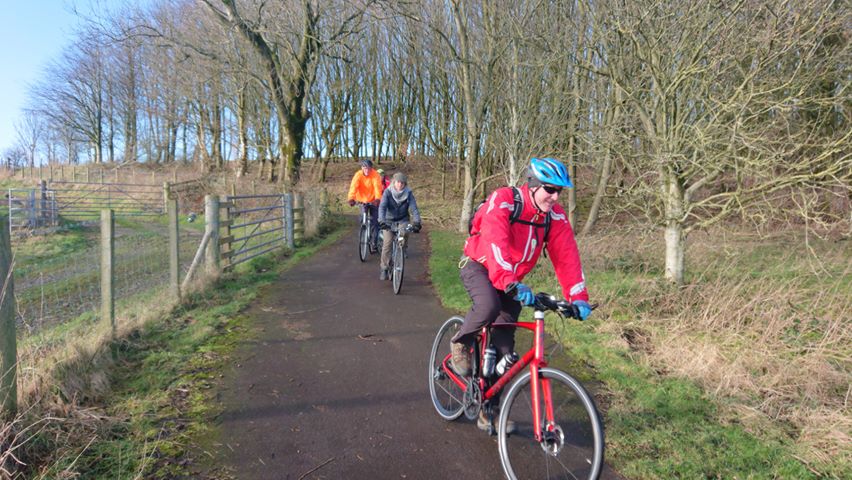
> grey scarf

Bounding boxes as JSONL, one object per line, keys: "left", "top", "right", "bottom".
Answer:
{"left": 391, "top": 186, "right": 410, "bottom": 203}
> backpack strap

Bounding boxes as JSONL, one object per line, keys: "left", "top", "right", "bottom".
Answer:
{"left": 508, "top": 186, "right": 551, "bottom": 243}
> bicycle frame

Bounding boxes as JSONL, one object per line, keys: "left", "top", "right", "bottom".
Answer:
{"left": 360, "top": 206, "right": 369, "bottom": 227}
{"left": 390, "top": 224, "right": 409, "bottom": 257}
{"left": 441, "top": 309, "right": 551, "bottom": 442}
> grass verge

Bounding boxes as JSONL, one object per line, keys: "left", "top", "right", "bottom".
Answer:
{"left": 427, "top": 228, "right": 829, "bottom": 479}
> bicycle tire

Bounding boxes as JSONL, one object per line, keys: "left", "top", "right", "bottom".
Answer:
{"left": 498, "top": 367, "right": 604, "bottom": 480}
{"left": 428, "top": 316, "right": 465, "bottom": 420}
{"left": 358, "top": 224, "right": 369, "bottom": 262}
{"left": 392, "top": 239, "right": 404, "bottom": 294}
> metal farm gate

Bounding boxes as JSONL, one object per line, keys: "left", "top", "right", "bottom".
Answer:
{"left": 221, "top": 193, "right": 296, "bottom": 270}
{"left": 6, "top": 188, "right": 57, "bottom": 233}
{"left": 49, "top": 181, "right": 164, "bottom": 219}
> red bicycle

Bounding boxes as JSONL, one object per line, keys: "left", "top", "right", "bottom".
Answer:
{"left": 428, "top": 292, "right": 604, "bottom": 480}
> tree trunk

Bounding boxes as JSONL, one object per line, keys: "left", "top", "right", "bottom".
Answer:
{"left": 211, "top": 98, "right": 223, "bottom": 169}
{"left": 663, "top": 170, "right": 686, "bottom": 284}
{"left": 580, "top": 152, "right": 613, "bottom": 236}
{"left": 236, "top": 88, "right": 248, "bottom": 177}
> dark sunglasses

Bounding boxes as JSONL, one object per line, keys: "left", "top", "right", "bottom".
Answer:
{"left": 542, "top": 185, "right": 563, "bottom": 195}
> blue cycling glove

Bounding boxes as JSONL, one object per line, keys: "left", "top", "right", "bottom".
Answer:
{"left": 512, "top": 283, "right": 535, "bottom": 306}
{"left": 572, "top": 300, "right": 592, "bottom": 320}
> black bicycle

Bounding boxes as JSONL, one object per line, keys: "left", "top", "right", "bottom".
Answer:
{"left": 357, "top": 203, "right": 374, "bottom": 262}
{"left": 387, "top": 223, "right": 417, "bottom": 294}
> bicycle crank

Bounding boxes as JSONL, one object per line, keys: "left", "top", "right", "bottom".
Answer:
{"left": 462, "top": 380, "right": 481, "bottom": 420}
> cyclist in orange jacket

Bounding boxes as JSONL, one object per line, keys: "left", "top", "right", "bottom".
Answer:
{"left": 348, "top": 159, "right": 383, "bottom": 252}
{"left": 451, "top": 157, "right": 593, "bottom": 431}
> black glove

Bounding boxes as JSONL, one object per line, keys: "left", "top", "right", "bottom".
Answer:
{"left": 348, "top": 199, "right": 356, "bottom": 207}
{"left": 379, "top": 221, "right": 390, "bottom": 230}
{"left": 412, "top": 223, "right": 422, "bottom": 233}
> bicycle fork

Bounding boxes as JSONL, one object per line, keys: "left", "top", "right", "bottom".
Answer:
{"left": 529, "top": 310, "right": 552, "bottom": 443}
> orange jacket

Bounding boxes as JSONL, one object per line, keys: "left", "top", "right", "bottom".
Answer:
{"left": 348, "top": 169, "right": 383, "bottom": 203}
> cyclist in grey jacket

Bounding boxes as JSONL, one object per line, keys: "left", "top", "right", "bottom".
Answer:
{"left": 378, "top": 172, "right": 422, "bottom": 280}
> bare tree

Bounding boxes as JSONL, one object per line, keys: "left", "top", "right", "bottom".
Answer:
{"left": 31, "top": 29, "right": 109, "bottom": 164}
{"left": 14, "top": 111, "right": 44, "bottom": 168}
{"left": 577, "top": 0, "right": 852, "bottom": 283}
{"left": 200, "top": 0, "right": 375, "bottom": 185}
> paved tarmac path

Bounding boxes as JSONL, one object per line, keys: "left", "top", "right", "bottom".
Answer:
{"left": 211, "top": 226, "right": 624, "bottom": 480}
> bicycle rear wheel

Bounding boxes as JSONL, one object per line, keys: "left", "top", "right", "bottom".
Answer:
{"left": 358, "top": 224, "right": 369, "bottom": 262}
{"left": 392, "top": 240, "right": 404, "bottom": 294}
{"left": 498, "top": 367, "right": 604, "bottom": 480}
{"left": 428, "top": 316, "right": 465, "bottom": 420}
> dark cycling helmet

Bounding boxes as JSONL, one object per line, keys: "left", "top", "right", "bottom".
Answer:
{"left": 360, "top": 159, "right": 373, "bottom": 168}
{"left": 527, "top": 157, "right": 573, "bottom": 188}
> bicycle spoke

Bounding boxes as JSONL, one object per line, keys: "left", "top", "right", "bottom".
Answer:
{"left": 429, "top": 317, "right": 466, "bottom": 420}
{"left": 499, "top": 369, "right": 603, "bottom": 480}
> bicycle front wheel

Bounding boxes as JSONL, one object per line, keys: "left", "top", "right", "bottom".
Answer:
{"left": 392, "top": 240, "right": 405, "bottom": 294}
{"left": 498, "top": 367, "right": 604, "bottom": 480}
{"left": 358, "top": 224, "right": 369, "bottom": 262}
{"left": 428, "top": 316, "right": 465, "bottom": 420}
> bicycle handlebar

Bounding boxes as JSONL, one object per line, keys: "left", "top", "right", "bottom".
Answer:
{"left": 532, "top": 292, "right": 599, "bottom": 320}
{"left": 380, "top": 222, "right": 420, "bottom": 233}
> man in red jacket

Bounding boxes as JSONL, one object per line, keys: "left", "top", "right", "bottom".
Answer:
{"left": 451, "top": 158, "right": 592, "bottom": 429}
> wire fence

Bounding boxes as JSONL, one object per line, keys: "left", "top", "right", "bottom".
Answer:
{"left": 14, "top": 225, "right": 202, "bottom": 336}
{"left": 0, "top": 167, "right": 334, "bottom": 421}
{"left": 11, "top": 188, "right": 325, "bottom": 340}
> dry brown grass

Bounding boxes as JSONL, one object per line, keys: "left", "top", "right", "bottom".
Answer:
{"left": 581, "top": 226, "right": 851, "bottom": 470}
{"left": 0, "top": 285, "right": 182, "bottom": 478}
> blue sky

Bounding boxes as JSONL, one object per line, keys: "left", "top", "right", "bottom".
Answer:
{"left": 0, "top": 1, "right": 138, "bottom": 155}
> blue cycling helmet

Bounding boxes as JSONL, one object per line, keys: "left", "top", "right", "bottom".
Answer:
{"left": 527, "top": 157, "right": 573, "bottom": 188}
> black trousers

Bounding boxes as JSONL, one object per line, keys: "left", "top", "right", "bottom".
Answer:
{"left": 452, "top": 261, "right": 522, "bottom": 356}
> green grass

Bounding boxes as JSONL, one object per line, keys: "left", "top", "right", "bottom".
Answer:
{"left": 427, "top": 230, "right": 471, "bottom": 311}
{"left": 22, "top": 217, "right": 347, "bottom": 479}
{"left": 11, "top": 225, "right": 93, "bottom": 270}
{"left": 426, "top": 229, "right": 818, "bottom": 480}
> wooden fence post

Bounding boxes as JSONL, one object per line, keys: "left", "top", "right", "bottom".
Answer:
{"left": 27, "top": 190, "right": 36, "bottom": 228}
{"left": 204, "top": 195, "right": 220, "bottom": 275}
{"left": 0, "top": 217, "right": 17, "bottom": 418}
{"left": 163, "top": 182, "right": 170, "bottom": 214}
{"left": 101, "top": 209, "right": 115, "bottom": 337}
{"left": 285, "top": 193, "right": 295, "bottom": 249}
{"left": 168, "top": 199, "right": 180, "bottom": 301}
{"left": 293, "top": 193, "right": 304, "bottom": 245}
{"left": 39, "top": 180, "right": 47, "bottom": 228}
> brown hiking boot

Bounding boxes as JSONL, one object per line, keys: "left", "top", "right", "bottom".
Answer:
{"left": 478, "top": 409, "right": 516, "bottom": 435}
{"left": 450, "top": 341, "right": 471, "bottom": 376}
